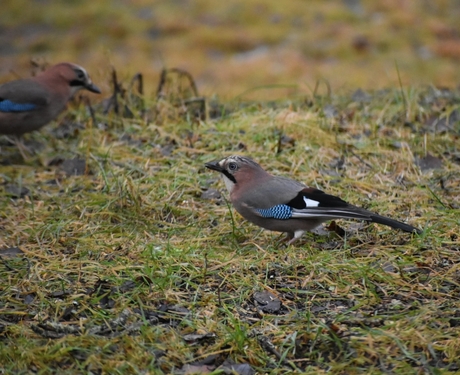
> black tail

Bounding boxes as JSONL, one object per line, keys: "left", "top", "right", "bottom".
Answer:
{"left": 290, "top": 205, "right": 422, "bottom": 234}
{"left": 370, "top": 213, "right": 421, "bottom": 234}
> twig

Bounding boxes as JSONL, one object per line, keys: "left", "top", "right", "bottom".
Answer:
{"left": 130, "top": 72, "right": 144, "bottom": 95}
{"left": 111, "top": 67, "right": 120, "bottom": 114}
{"left": 254, "top": 332, "right": 299, "bottom": 371}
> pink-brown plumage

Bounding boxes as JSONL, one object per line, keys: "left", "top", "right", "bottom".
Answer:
{"left": 206, "top": 155, "right": 421, "bottom": 244}
{"left": 0, "top": 62, "right": 100, "bottom": 136}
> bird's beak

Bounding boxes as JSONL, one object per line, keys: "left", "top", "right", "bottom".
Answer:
{"left": 85, "top": 82, "right": 101, "bottom": 94}
{"left": 205, "top": 160, "right": 224, "bottom": 172}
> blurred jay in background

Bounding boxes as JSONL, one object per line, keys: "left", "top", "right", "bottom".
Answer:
{"left": 0, "top": 62, "right": 100, "bottom": 156}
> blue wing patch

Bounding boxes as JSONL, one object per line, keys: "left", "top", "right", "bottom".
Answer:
{"left": 257, "top": 204, "right": 292, "bottom": 220}
{"left": 0, "top": 99, "right": 37, "bottom": 112}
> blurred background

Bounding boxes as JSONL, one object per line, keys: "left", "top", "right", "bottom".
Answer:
{"left": 1, "top": 0, "right": 460, "bottom": 100}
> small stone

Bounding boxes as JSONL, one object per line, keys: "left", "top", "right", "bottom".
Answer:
{"left": 0, "top": 247, "right": 24, "bottom": 257}
{"left": 201, "top": 188, "right": 221, "bottom": 200}
{"left": 5, "top": 185, "right": 30, "bottom": 198}
{"left": 59, "top": 158, "right": 87, "bottom": 176}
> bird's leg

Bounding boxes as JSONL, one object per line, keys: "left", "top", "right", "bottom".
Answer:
{"left": 286, "top": 230, "right": 305, "bottom": 246}
{"left": 12, "top": 135, "right": 32, "bottom": 160}
{"left": 3, "top": 135, "right": 28, "bottom": 157}
{"left": 274, "top": 233, "right": 290, "bottom": 248}
{"left": 275, "top": 231, "right": 305, "bottom": 247}
{"left": 284, "top": 233, "right": 294, "bottom": 243}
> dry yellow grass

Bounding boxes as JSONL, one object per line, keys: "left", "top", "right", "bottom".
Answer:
{"left": 1, "top": 2, "right": 460, "bottom": 373}
{"left": 1, "top": 0, "right": 460, "bottom": 100}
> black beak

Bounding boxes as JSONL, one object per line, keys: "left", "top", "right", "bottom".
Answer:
{"left": 85, "top": 82, "right": 101, "bottom": 94}
{"left": 205, "top": 161, "right": 224, "bottom": 172}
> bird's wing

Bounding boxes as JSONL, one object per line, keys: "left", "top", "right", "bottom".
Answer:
{"left": 252, "top": 186, "right": 420, "bottom": 233}
{"left": 243, "top": 176, "right": 307, "bottom": 208}
{"left": 0, "top": 80, "right": 50, "bottom": 112}
{"left": 288, "top": 187, "right": 371, "bottom": 219}
{"left": 251, "top": 186, "right": 369, "bottom": 220}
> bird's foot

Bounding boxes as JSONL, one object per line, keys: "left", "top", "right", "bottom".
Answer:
{"left": 8, "top": 136, "right": 33, "bottom": 161}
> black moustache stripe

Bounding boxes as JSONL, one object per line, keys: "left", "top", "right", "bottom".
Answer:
{"left": 69, "top": 79, "right": 84, "bottom": 87}
{"left": 222, "top": 170, "right": 236, "bottom": 184}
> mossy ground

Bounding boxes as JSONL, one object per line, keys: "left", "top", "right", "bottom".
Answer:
{"left": 0, "top": 81, "right": 459, "bottom": 373}
{"left": 1, "top": 1, "right": 460, "bottom": 374}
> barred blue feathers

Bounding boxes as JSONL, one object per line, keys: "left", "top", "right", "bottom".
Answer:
{"left": 257, "top": 204, "right": 292, "bottom": 220}
{"left": 0, "top": 100, "right": 36, "bottom": 112}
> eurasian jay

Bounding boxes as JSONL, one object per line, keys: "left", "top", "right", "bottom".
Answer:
{"left": 0, "top": 62, "right": 100, "bottom": 137}
{"left": 205, "top": 155, "right": 421, "bottom": 244}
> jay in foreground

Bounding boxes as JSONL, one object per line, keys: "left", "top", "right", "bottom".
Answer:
{"left": 205, "top": 155, "right": 421, "bottom": 244}
{"left": 0, "top": 62, "right": 100, "bottom": 150}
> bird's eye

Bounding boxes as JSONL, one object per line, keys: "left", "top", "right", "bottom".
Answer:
{"left": 75, "top": 69, "right": 85, "bottom": 80}
{"left": 228, "top": 162, "right": 238, "bottom": 171}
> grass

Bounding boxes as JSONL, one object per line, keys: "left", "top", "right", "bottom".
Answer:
{"left": 0, "top": 78, "right": 459, "bottom": 374}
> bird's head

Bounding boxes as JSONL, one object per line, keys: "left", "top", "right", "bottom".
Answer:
{"left": 205, "top": 155, "right": 267, "bottom": 193}
{"left": 48, "top": 62, "right": 101, "bottom": 95}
